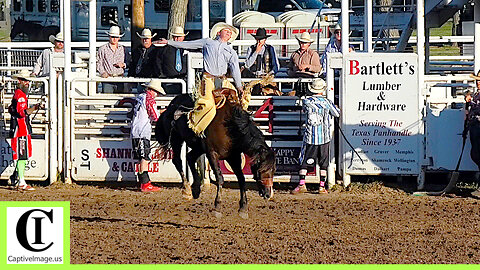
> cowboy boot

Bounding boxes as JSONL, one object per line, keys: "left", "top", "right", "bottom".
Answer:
{"left": 9, "top": 170, "right": 18, "bottom": 187}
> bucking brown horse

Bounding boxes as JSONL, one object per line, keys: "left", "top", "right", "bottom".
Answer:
{"left": 155, "top": 89, "right": 275, "bottom": 218}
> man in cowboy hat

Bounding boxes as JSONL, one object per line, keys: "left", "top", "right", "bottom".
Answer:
{"left": 8, "top": 69, "right": 45, "bottom": 191}
{"left": 31, "top": 32, "right": 64, "bottom": 77}
{"left": 320, "top": 23, "right": 354, "bottom": 77}
{"left": 131, "top": 79, "right": 166, "bottom": 192}
{"left": 243, "top": 27, "right": 280, "bottom": 78}
{"left": 97, "top": 25, "right": 128, "bottom": 93}
{"left": 291, "top": 78, "right": 339, "bottom": 195}
{"left": 156, "top": 22, "right": 243, "bottom": 136}
{"left": 128, "top": 28, "right": 158, "bottom": 78}
{"left": 288, "top": 32, "right": 322, "bottom": 78}
{"left": 155, "top": 26, "right": 189, "bottom": 94}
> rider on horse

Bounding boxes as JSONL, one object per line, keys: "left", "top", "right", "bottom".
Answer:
{"left": 157, "top": 23, "right": 243, "bottom": 136}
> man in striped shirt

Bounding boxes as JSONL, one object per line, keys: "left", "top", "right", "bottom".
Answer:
{"left": 131, "top": 79, "right": 165, "bottom": 192}
{"left": 97, "top": 26, "right": 128, "bottom": 93}
{"left": 292, "top": 78, "right": 340, "bottom": 195}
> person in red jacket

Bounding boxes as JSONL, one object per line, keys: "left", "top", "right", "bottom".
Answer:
{"left": 9, "top": 69, "right": 43, "bottom": 191}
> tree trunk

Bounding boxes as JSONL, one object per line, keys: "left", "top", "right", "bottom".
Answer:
{"left": 168, "top": 0, "right": 189, "bottom": 40}
{"left": 132, "top": 0, "right": 145, "bottom": 50}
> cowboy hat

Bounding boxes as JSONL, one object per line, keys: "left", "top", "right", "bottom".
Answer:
{"left": 49, "top": 32, "right": 64, "bottom": 44}
{"left": 136, "top": 28, "right": 157, "bottom": 39}
{"left": 12, "top": 69, "right": 34, "bottom": 81}
{"left": 308, "top": 78, "right": 327, "bottom": 94}
{"left": 329, "top": 23, "right": 342, "bottom": 34}
{"left": 169, "top": 26, "right": 188, "bottom": 37}
{"left": 251, "top": 28, "right": 271, "bottom": 40}
{"left": 295, "top": 32, "right": 314, "bottom": 43}
{"left": 142, "top": 79, "right": 166, "bottom": 95}
{"left": 470, "top": 70, "right": 480, "bottom": 81}
{"left": 105, "top": 25, "right": 124, "bottom": 38}
{"left": 210, "top": 22, "right": 239, "bottom": 43}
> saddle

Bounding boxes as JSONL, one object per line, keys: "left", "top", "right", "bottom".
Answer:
{"left": 213, "top": 88, "right": 240, "bottom": 109}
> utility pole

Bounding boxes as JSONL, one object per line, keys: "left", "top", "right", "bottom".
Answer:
{"left": 168, "top": 0, "right": 189, "bottom": 40}
{"left": 132, "top": 0, "right": 145, "bottom": 49}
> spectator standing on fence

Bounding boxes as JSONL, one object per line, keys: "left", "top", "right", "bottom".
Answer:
{"left": 242, "top": 28, "right": 280, "bottom": 78}
{"left": 287, "top": 32, "right": 322, "bottom": 78}
{"left": 156, "top": 22, "right": 243, "bottom": 136}
{"left": 97, "top": 26, "right": 128, "bottom": 93}
{"left": 320, "top": 23, "right": 354, "bottom": 77}
{"left": 8, "top": 70, "right": 44, "bottom": 191}
{"left": 128, "top": 28, "right": 159, "bottom": 78}
{"left": 131, "top": 79, "right": 166, "bottom": 192}
{"left": 291, "top": 78, "right": 339, "bottom": 195}
{"left": 31, "top": 32, "right": 64, "bottom": 77}
{"left": 156, "top": 26, "right": 188, "bottom": 94}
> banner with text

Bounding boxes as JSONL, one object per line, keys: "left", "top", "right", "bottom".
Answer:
{"left": 342, "top": 53, "right": 420, "bottom": 175}
{"left": 72, "top": 140, "right": 182, "bottom": 182}
{"left": 0, "top": 140, "right": 48, "bottom": 181}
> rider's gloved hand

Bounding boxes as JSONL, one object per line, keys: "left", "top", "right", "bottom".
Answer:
{"left": 237, "top": 87, "right": 244, "bottom": 98}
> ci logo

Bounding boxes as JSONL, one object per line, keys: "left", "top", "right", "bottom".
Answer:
{"left": 16, "top": 209, "right": 54, "bottom": 252}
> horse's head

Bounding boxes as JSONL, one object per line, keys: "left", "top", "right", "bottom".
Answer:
{"left": 10, "top": 18, "right": 20, "bottom": 40}
{"left": 251, "top": 146, "right": 276, "bottom": 200}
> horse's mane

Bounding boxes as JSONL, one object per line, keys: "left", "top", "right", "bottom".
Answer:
{"left": 226, "top": 105, "right": 275, "bottom": 173}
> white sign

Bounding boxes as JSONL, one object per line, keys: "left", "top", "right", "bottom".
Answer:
{"left": 7, "top": 207, "right": 64, "bottom": 264}
{"left": 342, "top": 53, "right": 420, "bottom": 175}
{"left": 0, "top": 139, "right": 48, "bottom": 180}
{"left": 72, "top": 140, "right": 183, "bottom": 182}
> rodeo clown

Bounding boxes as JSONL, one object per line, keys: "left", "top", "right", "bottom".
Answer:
{"left": 8, "top": 69, "right": 44, "bottom": 191}
{"left": 291, "top": 78, "right": 340, "bottom": 195}
{"left": 156, "top": 22, "right": 243, "bottom": 137}
{"left": 131, "top": 79, "right": 166, "bottom": 192}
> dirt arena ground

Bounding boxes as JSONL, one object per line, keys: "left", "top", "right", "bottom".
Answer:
{"left": 1, "top": 181, "right": 480, "bottom": 264}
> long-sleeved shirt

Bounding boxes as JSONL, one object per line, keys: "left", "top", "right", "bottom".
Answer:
{"left": 9, "top": 88, "right": 33, "bottom": 160}
{"left": 321, "top": 39, "right": 341, "bottom": 76}
{"left": 302, "top": 96, "right": 339, "bottom": 145}
{"left": 131, "top": 91, "right": 159, "bottom": 139}
{"left": 288, "top": 48, "right": 322, "bottom": 77}
{"left": 167, "top": 38, "right": 242, "bottom": 89}
{"left": 33, "top": 48, "right": 64, "bottom": 77}
{"left": 97, "top": 43, "right": 128, "bottom": 77}
{"left": 128, "top": 45, "right": 159, "bottom": 78}
{"left": 244, "top": 44, "right": 280, "bottom": 77}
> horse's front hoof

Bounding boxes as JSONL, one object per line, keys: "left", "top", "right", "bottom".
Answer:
{"left": 182, "top": 184, "right": 193, "bottom": 200}
{"left": 238, "top": 210, "right": 248, "bottom": 219}
{"left": 182, "top": 193, "right": 193, "bottom": 200}
{"left": 264, "top": 187, "right": 274, "bottom": 201}
{"left": 192, "top": 184, "right": 201, "bottom": 199}
{"left": 213, "top": 210, "right": 223, "bottom": 219}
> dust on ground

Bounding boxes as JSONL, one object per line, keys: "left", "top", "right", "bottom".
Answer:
{"left": 1, "top": 181, "right": 480, "bottom": 264}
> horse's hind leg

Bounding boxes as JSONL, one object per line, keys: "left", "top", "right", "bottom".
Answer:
{"left": 205, "top": 152, "right": 224, "bottom": 218}
{"left": 227, "top": 154, "right": 248, "bottom": 219}
{"left": 186, "top": 147, "right": 204, "bottom": 199}
{"left": 172, "top": 140, "right": 192, "bottom": 200}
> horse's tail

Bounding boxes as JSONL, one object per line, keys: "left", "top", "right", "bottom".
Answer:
{"left": 155, "top": 94, "right": 194, "bottom": 152}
